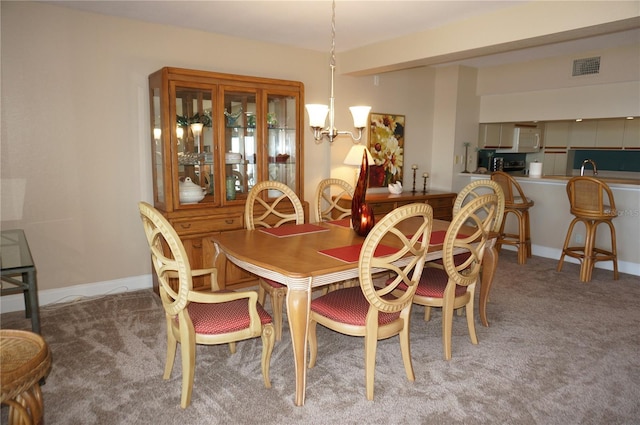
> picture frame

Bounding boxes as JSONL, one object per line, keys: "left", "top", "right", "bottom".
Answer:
{"left": 367, "top": 113, "right": 405, "bottom": 187}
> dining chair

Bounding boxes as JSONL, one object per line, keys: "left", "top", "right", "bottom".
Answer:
{"left": 308, "top": 203, "right": 433, "bottom": 400}
{"left": 556, "top": 176, "right": 618, "bottom": 282}
{"left": 138, "top": 202, "right": 275, "bottom": 408}
{"left": 245, "top": 180, "right": 305, "bottom": 341}
{"left": 313, "top": 178, "right": 354, "bottom": 223}
{"left": 490, "top": 171, "right": 534, "bottom": 264}
{"left": 397, "top": 193, "right": 499, "bottom": 360}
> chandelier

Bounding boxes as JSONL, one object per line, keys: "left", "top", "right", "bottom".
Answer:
{"left": 305, "top": 0, "right": 371, "bottom": 144}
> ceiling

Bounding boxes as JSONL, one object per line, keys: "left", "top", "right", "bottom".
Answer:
{"left": 46, "top": 0, "right": 640, "bottom": 69}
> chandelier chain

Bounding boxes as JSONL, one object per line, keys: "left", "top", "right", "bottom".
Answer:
{"left": 330, "top": 0, "right": 336, "bottom": 68}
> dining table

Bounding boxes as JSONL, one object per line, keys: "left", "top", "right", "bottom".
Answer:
{"left": 212, "top": 217, "right": 498, "bottom": 406}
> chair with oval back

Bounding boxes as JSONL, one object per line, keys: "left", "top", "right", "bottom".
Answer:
{"left": 313, "top": 178, "right": 354, "bottom": 223}
{"left": 138, "top": 201, "right": 274, "bottom": 408}
{"left": 308, "top": 203, "right": 433, "bottom": 400}
{"left": 396, "top": 194, "right": 499, "bottom": 360}
{"left": 245, "top": 181, "right": 305, "bottom": 341}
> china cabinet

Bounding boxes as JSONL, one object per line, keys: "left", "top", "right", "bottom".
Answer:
{"left": 148, "top": 67, "right": 305, "bottom": 291}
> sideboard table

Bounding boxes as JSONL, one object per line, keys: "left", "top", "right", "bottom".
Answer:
{"left": 1, "top": 230, "right": 41, "bottom": 334}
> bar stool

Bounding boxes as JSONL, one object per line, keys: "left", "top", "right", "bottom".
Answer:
{"left": 1, "top": 329, "right": 52, "bottom": 425}
{"left": 557, "top": 176, "right": 618, "bottom": 282}
{"left": 490, "top": 171, "right": 534, "bottom": 264}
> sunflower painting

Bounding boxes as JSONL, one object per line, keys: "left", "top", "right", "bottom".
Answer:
{"left": 368, "top": 113, "right": 405, "bottom": 187}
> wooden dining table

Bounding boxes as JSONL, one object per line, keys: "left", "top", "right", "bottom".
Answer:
{"left": 212, "top": 217, "right": 498, "bottom": 406}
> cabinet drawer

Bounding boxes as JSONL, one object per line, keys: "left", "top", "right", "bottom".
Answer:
{"left": 425, "top": 197, "right": 454, "bottom": 209}
{"left": 172, "top": 214, "right": 243, "bottom": 235}
{"left": 369, "top": 202, "right": 395, "bottom": 215}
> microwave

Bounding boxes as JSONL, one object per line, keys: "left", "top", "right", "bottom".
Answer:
{"left": 496, "top": 127, "right": 541, "bottom": 153}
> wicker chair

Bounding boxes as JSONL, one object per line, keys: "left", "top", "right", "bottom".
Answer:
{"left": 556, "top": 176, "right": 618, "bottom": 282}
{"left": 308, "top": 203, "right": 433, "bottom": 400}
{"left": 245, "top": 181, "right": 305, "bottom": 341}
{"left": 313, "top": 178, "right": 354, "bottom": 223}
{"left": 138, "top": 202, "right": 275, "bottom": 408}
{"left": 491, "top": 171, "right": 534, "bottom": 264}
{"left": 397, "top": 194, "right": 499, "bottom": 360}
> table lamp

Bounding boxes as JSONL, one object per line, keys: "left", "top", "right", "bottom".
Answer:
{"left": 344, "top": 144, "right": 374, "bottom": 186}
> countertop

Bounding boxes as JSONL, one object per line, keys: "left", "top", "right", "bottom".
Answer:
{"left": 466, "top": 173, "right": 640, "bottom": 187}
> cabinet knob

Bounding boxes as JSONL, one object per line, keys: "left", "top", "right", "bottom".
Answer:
{"left": 225, "top": 219, "right": 234, "bottom": 224}
{"left": 180, "top": 224, "right": 191, "bottom": 229}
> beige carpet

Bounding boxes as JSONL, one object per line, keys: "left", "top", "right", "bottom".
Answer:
{"left": 2, "top": 251, "right": 639, "bottom": 424}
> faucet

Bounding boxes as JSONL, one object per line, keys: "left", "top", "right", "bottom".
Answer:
{"left": 580, "top": 159, "right": 598, "bottom": 176}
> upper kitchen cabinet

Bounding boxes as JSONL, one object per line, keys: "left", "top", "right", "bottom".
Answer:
{"left": 595, "top": 118, "right": 625, "bottom": 148}
{"left": 478, "top": 123, "right": 514, "bottom": 149}
{"left": 568, "top": 120, "right": 598, "bottom": 148}
{"left": 622, "top": 118, "right": 640, "bottom": 148}
{"left": 148, "top": 67, "right": 304, "bottom": 291}
{"left": 543, "top": 121, "right": 571, "bottom": 148}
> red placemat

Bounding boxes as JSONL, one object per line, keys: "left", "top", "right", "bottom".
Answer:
{"left": 325, "top": 218, "right": 351, "bottom": 228}
{"left": 259, "top": 223, "right": 329, "bottom": 238}
{"left": 319, "top": 243, "right": 397, "bottom": 263}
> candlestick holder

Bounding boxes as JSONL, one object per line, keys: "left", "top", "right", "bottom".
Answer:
{"left": 422, "top": 175, "right": 429, "bottom": 194}
{"left": 411, "top": 164, "right": 418, "bottom": 193}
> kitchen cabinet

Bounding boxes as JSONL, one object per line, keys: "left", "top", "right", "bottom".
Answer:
{"left": 478, "top": 123, "right": 514, "bottom": 149}
{"left": 542, "top": 151, "right": 569, "bottom": 176}
{"left": 623, "top": 118, "right": 640, "bottom": 148}
{"left": 543, "top": 121, "right": 570, "bottom": 148}
{"left": 148, "top": 67, "right": 305, "bottom": 291}
{"left": 595, "top": 118, "right": 625, "bottom": 148}
{"left": 568, "top": 120, "right": 598, "bottom": 148}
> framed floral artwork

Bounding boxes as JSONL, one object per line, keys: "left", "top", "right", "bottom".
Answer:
{"left": 368, "top": 113, "right": 405, "bottom": 187}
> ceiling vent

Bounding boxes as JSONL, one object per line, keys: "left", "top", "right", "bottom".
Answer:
{"left": 572, "top": 56, "right": 600, "bottom": 76}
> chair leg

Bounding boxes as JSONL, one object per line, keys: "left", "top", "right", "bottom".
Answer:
{"left": 441, "top": 286, "right": 455, "bottom": 361}
{"left": 179, "top": 330, "right": 196, "bottom": 409}
{"left": 364, "top": 332, "right": 378, "bottom": 400}
{"left": 261, "top": 323, "right": 275, "bottom": 388}
{"left": 581, "top": 220, "right": 597, "bottom": 282}
{"left": 164, "top": 320, "right": 177, "bottom": 380}
{"left": 307, "top": 319, "right": 318, "bottom": 368}
{"left": 604, "top": 219, "right": 619, "bottom": 280}
{"left": 399, "top": 320, "right": 415, "bottom": 382}
{"left": 557, "top": 218, "right": 579, "bottom": 272}
{"left": 465, "top": 294, "right": 478, "bottom": 345}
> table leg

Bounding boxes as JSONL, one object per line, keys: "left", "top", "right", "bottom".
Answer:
{"left": 479, "top": 242, "right": 498, "bottom": 327}
{"left": 286, "top": 283, "right": 311, "bottom": 406}
{"left": 25, "top": 269, "right": 40, "bottom": 334}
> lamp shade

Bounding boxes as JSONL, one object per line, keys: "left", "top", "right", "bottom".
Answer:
{"left": 349, "top": 106, "right": 371, "bottom": 128}
{"left": 344, "top": 144, "right": 374, "bottom": 166}
{"left": 305, "top": 104, "right": 329, "bottom": 128}
{"left": 190, "top": 122, "right": 204, "bottom": 136}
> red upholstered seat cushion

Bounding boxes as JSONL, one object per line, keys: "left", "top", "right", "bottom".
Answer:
{"left": 186, "top": 298, "right": 272, "bottom": 335}
{"left": 310, "top": 287, "right": 400, "bottom": 326}
{"left": 431, "top": 251, "right": 471, "bottom": 266}
{"left": 391, "top": 267, "right": 467, "bottom": 299}
{"left": 262, "top": 278, "right": 285, "bottom": 289}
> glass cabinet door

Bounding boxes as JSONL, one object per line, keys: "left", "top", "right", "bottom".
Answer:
{"left": 171, "top": 83, "right": 216, "bottom": 206}
{"left": 222, "top": 88, "right": 257, "bottom": 202}
{"left": 266, "top": 93, "right": 298, "bottom": 193}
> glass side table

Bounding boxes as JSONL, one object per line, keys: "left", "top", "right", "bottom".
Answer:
{"left": 1, "top": 230, "right": 40, "bottom": 334}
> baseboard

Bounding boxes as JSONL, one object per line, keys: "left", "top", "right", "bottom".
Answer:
{"left": 505, "top": 244, "right": 639, "bottom": 277}
{"left": 3, "top": 245, "right": 639, "bottom": 315}
{"left": 1, "top": 274, "right": 154, "bottom": 314}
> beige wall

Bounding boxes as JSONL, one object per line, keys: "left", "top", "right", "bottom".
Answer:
{"left": 2, "top": 2, "right": 639, "bottom": 306}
